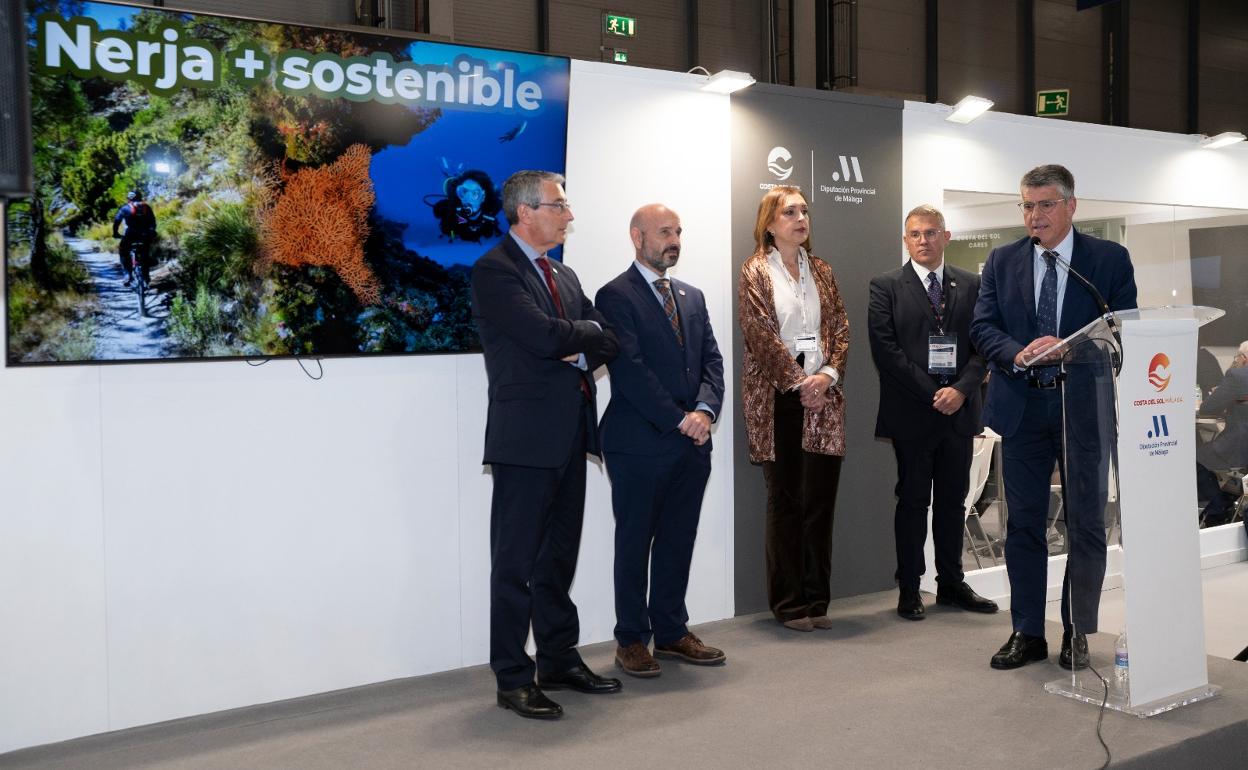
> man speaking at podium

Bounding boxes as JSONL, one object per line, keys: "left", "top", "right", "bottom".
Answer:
{"left": 970, "top": 164, "right": 1137, "bottom": 671}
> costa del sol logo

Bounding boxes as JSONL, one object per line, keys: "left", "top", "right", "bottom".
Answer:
{"left": 1148, "top": 353, "right": 1171, "bottom": 392}
{"left": 767, "top": 146, "right": 793, "bottom": 180}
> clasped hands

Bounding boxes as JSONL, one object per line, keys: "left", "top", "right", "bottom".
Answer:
{"left": 797, "top": 373, "right": 834, "bottom": 409}
{"left": 1013, "top": 335, "right": 1063, "bottom": 368}
{"left": 678, "top": 410, "right": 712, "bottom": 446}
{"left": 932, "top": 387, "right": 965, "bottom": 416}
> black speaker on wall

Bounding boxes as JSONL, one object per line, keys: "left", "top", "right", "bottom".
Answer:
{"left": 0, "top": 0, "right": 33, "bottom": 199}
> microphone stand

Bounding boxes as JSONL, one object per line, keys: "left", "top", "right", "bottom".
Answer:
{"left": 1031, "top": 236, "right": 1123, "bottom": 375}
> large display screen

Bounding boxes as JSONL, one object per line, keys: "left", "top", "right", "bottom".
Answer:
{"left": 5, "top": 1, "right": 569, "bottom": 364}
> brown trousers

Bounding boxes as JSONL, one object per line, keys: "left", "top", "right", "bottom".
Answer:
{"left": 762, "top": 390, "right": 842, "bottom": 621}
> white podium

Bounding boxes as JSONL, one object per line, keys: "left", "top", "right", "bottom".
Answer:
{"left": 1029, "top": 306, "right": 1224, "bottom": 716}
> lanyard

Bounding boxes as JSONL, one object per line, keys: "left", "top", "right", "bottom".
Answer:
{"left": 777, "top": 251, "right": 811, "bottom": 336}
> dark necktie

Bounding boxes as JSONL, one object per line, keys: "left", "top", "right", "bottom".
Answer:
{"left": 536, "top": 256, "right": 591, "bottom": 401}
{"left": 1036, "top": 250, "right": 1059, "bottom": 383}
{"left": 653, "top": 278, "right": 683, "bottom": 346}
{"left": 1037, "top": 251, "right": 1058, "bottom": 336}
{"left": 535, "top": 256, "right": 565, "bottom": 317}
{"left": 926, "top": 272, "right": 943, "bottom": 328}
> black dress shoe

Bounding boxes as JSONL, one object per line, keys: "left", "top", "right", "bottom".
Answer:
{"left": 897, "top": 590, "right": 925, "bottom": 620}
{"left": 1059, "top": 631, "right": 1090, "bottom": 670}
{"left": 536, "top": 663, "right": 622, "bottom": 694}
{"left": 496, "top": 684, "right": 562, "bottom": 719}
{"left": 936, "top": 581, "right": 999, "bottom": 613}
{"left": 990, "top": 631, "right": 1048, "bottom": 670}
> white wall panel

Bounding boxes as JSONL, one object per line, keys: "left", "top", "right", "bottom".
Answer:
{"left": 0, "top": 364, "right": 110, "bottom": 751}
{"left": 98, "top": 356, "right": 463, "bottom": 730}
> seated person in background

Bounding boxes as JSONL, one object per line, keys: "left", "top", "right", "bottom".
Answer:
{"left": 1196, "top": 341, "right": 1248, "bottom": 526}
{"left": 1196, "top": 346, "right": 1224, "bottom": 400}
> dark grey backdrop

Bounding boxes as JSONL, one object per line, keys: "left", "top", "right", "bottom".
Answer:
{"left": 730, "top": 84, "right": 904, "bottom": 615}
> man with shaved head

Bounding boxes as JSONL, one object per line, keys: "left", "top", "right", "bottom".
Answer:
{"left": 595, "top": 203, "right": 726, "bottom": 677}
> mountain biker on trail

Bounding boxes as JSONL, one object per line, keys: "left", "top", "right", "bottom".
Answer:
{"left": 113, "top": 190, "right": 157, "bottom": 287}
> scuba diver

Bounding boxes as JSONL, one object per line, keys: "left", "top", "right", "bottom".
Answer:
{"left": 430, "top": 169, "right": 502, "bottom": 243}
{"left": 112, "top": 190, "right": 157, "bottom": 286}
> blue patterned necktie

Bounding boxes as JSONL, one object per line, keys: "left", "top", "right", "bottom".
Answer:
{"left": 926, "top": 272, "right": 943, "bottom": 328}
{"left": 1036, "top": 251, "right": 1059, "bottom": 382}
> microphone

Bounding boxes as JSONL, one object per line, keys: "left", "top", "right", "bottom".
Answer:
{"left": 1031, "top": 236, "right": 1122, "bottom": 370}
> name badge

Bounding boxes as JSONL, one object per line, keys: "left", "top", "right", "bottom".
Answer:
{"left": 928, "top": 334, "right": 957, "bottom": 375}
{"left": 795, "top": 334, "right": 819, "bottom": 353}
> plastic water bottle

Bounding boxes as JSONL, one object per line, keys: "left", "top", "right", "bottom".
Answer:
{"left": 1114, "top": 629, "right": 1129, "bottom": 686}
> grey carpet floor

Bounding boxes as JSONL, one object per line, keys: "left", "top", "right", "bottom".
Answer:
{"left": 3, "top": 589, "right": 1245, "bottom": 770}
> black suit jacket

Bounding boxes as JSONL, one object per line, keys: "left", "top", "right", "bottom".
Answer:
{"left": 868, "top": 261, "right": 986, "bottom": 440}
{"left": 470, "top": 235, "right": 618, "bottom": 468}
{"left": 595, "top": 265, "right": 725, "bottom": 455}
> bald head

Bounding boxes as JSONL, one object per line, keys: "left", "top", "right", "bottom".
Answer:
{"left": 631, "top": 203, "right": 682, "bottom": 274}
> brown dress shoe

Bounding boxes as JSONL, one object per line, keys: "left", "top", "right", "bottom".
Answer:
{"left": 654, "top": 633, "right": 726, "bottom": 665}
{"left": 782, "top": 617, "right": 814, "bottom": 632}
{"left": 615, "top": 642, "right": 661, "bottom": 677}
{"left": 809, "top": 615, "right": 833, "bottom": 629}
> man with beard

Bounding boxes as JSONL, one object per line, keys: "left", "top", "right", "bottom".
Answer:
{"left": 595, "top": 203, "right": 726, "bottom": 678}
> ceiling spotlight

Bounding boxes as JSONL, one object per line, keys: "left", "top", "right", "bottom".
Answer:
{"left": 946, "top": 95, "right": 994, "bottom": 124}
{"left": 1201, "top": 131, "right": 1246, "bottom": 150}
{"left": 700, "top": 69, "right": 756, "bottom": 94}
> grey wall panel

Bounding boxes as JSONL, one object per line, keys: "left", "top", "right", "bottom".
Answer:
{"left": 730, "top": 84, "right": 903, "bottom": 614}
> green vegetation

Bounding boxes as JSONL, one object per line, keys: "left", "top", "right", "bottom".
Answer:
{"left": 11, "top": 2, "right": 470, "bottom": 361}
{"left": 5, "top": 220, "right": 96, "bottom": 362}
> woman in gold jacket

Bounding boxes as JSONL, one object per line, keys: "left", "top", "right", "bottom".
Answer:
{"left": 738, "top": 186, "right": 849, "bottom": 631}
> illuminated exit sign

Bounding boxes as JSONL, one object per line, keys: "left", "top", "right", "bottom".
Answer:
{"left": 1036, "top": 89, "right": 1070, "bottom": 117}
{"left": 604, "top": 14, "right": 636, "bottom": 37}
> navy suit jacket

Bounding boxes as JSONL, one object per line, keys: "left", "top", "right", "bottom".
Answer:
{"left": 970, "top": 232, "right": 1137, "bottom": 437}
{"left": 595, "top": 265, "right": 724, "bottom": 456}
{"left": 471, "top": 236, "right": 618, "bottom": 468}
{"left": 868, "top": 262, "right": 986, "bottom": 440}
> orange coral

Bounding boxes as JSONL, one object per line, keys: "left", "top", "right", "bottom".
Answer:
{"left": 259, "top": 143, "right": 380, "bottom": 305}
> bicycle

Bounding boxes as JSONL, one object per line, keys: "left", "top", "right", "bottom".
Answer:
{"left": 124, "top": 237, "right": 153, "bottom": 317}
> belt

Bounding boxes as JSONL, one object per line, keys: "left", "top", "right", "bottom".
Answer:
{"left": 1028, "top": 378, "right": 1060, "bottom": 390}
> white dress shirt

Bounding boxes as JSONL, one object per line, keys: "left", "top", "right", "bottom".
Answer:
{"left": 766, "top": 247, "right": 839, "bottom": 385}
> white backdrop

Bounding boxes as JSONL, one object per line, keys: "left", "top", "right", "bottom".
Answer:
{"left": 0, "top": 61, "right": 735, "bottom": 753}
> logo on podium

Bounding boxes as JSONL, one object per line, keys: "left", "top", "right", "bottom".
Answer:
{"left": 1147, "top": 353, "right": 1171, "bottom": 392}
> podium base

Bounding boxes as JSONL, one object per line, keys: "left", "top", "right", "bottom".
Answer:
{"left": 1045, "top": 673, "right": 1221, "bottom": 717}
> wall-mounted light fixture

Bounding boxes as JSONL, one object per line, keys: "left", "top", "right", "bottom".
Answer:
{"left": 1200, "top": 131, "right": 1246, "bottom": 150}
{"left": 688, "top": 67, "right": 756, "bottom": 94}
{"left": 945, "top": 95, "right": 994, "bottom": 124}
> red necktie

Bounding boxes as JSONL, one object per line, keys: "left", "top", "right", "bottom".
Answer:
{"left": 537, "top": 256, "right": 591, "bottom": 402}
{"left": 536, "top": 257, "right": 565, "bottom": 317}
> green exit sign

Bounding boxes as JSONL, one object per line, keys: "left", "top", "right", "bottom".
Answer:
{"left": 604, "top": 14, "right": 636, "bottom": 37}
{"left": 613, "top": 49, "right": 629, "bottom": 63}
{"left": 1036, "top": 89, "right": 1070, "bottom": 117}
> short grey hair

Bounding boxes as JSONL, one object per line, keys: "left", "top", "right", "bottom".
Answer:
{"left": 1237, "top": 341, "right": 1248, "bottom": 358}
{"left": 502, "top": 170, "right": 565, "bottom": 224}
{"left": 1020, "top": 164, "right": 1075, "bottom": 200}
{"left": 905, "top": 204, "right": 946, "bottom": 231}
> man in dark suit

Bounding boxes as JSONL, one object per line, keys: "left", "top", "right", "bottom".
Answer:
{"left": 470, "top": 170, "right": 621, "bottom": 719}
{"left": 971, "top": 164, "right": 1137, "bottom": 671}
{"left": 1196, "top": 343, "right": 1248, "bottom": 525}
{"left": 868, "top": 204, "right": 997, "bottom": 621}
{"left": 595, "top": 204, "right": 726, "bottom": 677}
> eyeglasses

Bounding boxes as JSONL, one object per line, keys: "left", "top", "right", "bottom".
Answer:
{"left": 1017, "top": 198, "right": 1067, "bottom": 213}
{"left": 906, "top": 229, "right": 943, "bottom": 241}
{"left": 532, "top": 201, "right": 572, "bottom": 213}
